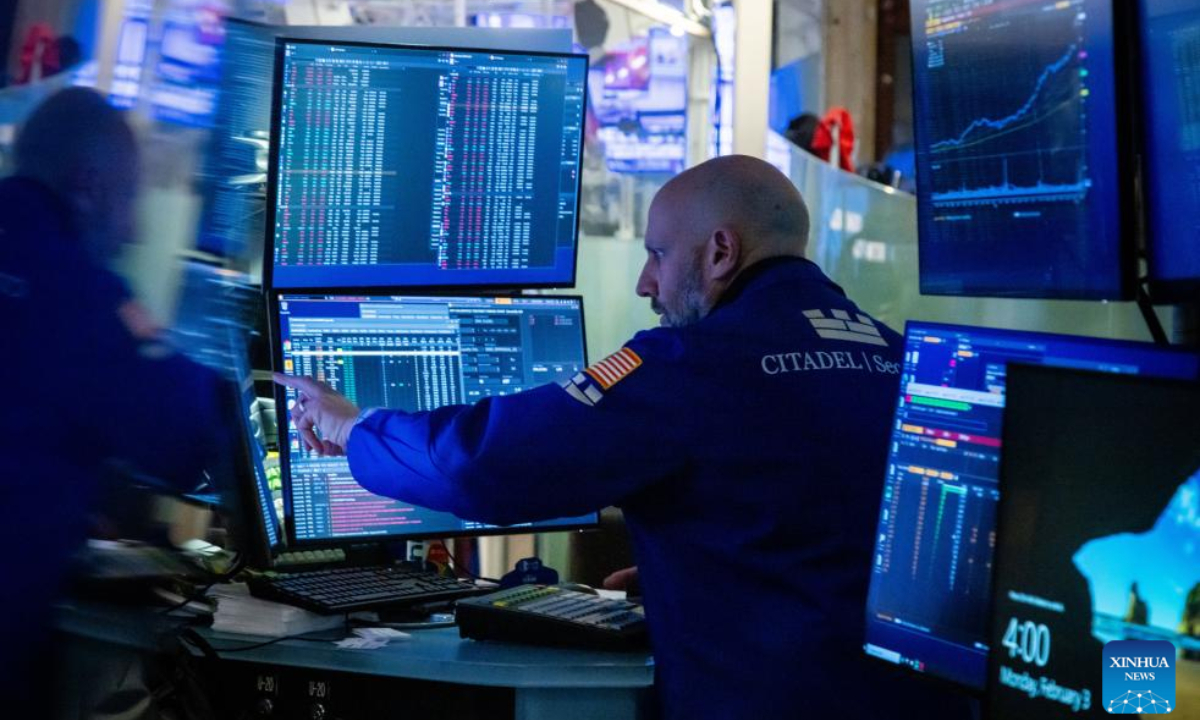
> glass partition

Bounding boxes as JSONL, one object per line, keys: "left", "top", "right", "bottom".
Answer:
{"left": 782, "top": 134, "right": 1162, "bottom": 342}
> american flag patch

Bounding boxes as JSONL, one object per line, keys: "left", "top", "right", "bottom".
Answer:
{"left": 560, "top": 347, "right": 643, "bottom": 406}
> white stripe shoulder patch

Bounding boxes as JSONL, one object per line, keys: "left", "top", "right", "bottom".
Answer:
{"left": 804, "top": 308, "right": 888, "bottom": 346}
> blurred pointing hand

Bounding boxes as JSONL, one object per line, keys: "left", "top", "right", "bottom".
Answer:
{"left": 602, "top": 566, "right": 640, "bottom": 593}
{"left": 273, "top": 373, "right": 361, "bottom": 456}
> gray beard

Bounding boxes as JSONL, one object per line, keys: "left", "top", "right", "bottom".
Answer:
{"left": 660, "top": 266, "right": 711, "bottom": 328}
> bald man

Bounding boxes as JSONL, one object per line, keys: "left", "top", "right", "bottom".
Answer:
{"left": 0, "top": 89, "right": 225, "bottom": 708}
{"left": 278, "top": 156, "right": 968, "bottom": 720}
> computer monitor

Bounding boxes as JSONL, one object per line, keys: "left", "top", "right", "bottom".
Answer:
{"left": 863, "top": 322, "right": 1199, "bottom": 691}
{"left": 1140, "top": 0, "right": 1200, "bottom": 299}
{"left": 909, "top": 0, "right": 1136, "bottom": 299}
{"left": 198, "top": 21, "right": 574, "bottom": 266}
{"left": 169, "top": 261, "right": 282, "bottom": 564}
{"left": 985, "top": 366, "right": 1200, "bottom": 719}
{"left": 271, "top": 292, "right": 597, "bottom": 544}
{"left": 196, "top": 19, "right": 275, "bottom": 262}
{"left": 227, "top": 343, "right": 283, "bottom": 568}
{"left": 266, "top": 39, "right": 588, "bottom": 291}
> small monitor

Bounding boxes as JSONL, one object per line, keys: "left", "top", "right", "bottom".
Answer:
{"left": 986, "top": 366, "right": 1200, "bottom": 719}
{"left": 272, "top": 293, "right": 596, "bottom": 544}
{"left": 230, "top": 367, "right": 283, "bottom": 567}
{"left": 1140, "top": 0, "right": 1200, "bottom": 299}
{"left": 863, "top": 322, "right": 1198, "bottom": 691}
{"left": 909, "top": 0, "right": 1135, "bottom": 298}
{"left": 267, "top": 39, "right": 588, "bottom": 290}
{"left": 169, "top": 261, "right": 281, "bottom": 563}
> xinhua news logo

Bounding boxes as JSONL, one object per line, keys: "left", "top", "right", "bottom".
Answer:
{"left": 1103, "top": 640, "right": 1176, "bottom": 714}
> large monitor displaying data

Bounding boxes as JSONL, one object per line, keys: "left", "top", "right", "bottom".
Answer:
{"left": 986, "top": 367, "right": 1200, "bottom": 719}
{"left": 863, "top": 322, "right": 1198, "bottom": 691}
{"left": 267, "top": 39, "right": 587, "bottom": 290}
{"left": 1141, "top": 0, "right": 1200, "bottom": 298}
{"left": 272, "top": 293, "right": 596, "bottom": 544}
{"left": 909, "top": 0, "right": 1134, "bottom": 299}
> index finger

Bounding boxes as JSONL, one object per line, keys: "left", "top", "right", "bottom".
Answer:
{"left": 273, "top": 372, "right": 323, "bottom": 394}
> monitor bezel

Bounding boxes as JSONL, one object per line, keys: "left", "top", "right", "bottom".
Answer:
{"left": 230, "top": 372, "right": 284, "bottom": 569}
{"left": 983, "top": 364, "right": 1200, "bottom": 719}
{"left": 910, "top": 0, "right": 1140, "bottom": 301}
{"left": 269, "top": 289, "right": 597, "bottom": 548}
{"left": 263, "top": 36, "right": 589, "bottom": 294}
{"left": 861, "top": 319, "right": 1200, "bottom": 694}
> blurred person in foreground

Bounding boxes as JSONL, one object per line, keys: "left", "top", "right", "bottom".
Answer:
{"left": 0, "top": 88, "right": 224, "bottom": 715}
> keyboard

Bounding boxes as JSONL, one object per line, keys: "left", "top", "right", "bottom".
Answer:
{"left": 272, "top": 547, "right": 346, "bottom": 571}
{"left": 247, "top": 565, "right": 482, "bottom": 614}
{"left": 456, "top": 584, "right": 649, "bottom": 651}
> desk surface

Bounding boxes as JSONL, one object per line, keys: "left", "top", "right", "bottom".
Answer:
{"left": 197, "top": 626, "right": 655, "bottom": 690}
{"left": 59, "top": 597, "right": 654, "bottom": 691}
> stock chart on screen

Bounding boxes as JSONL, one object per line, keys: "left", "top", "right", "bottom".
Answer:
{"left": 910, "top": 0, "right": 1129, "bottom": 298}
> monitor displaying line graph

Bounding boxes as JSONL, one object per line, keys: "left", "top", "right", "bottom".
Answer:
{"left": 910, "top": 0, "right": 1131, "bottom": 299}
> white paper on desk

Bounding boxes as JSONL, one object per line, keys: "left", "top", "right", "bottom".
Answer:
{"left": 353, "top": 627, "right": 411, "bottom": 640}
{"left": 210, "top": 583, "right": 344, "bottom": 637}
{"left": 335, "top": 637, "right": 390, "bottom": 650}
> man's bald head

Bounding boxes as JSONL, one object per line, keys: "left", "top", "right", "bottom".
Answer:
{"left": 654, "top": 154, "right": 809, "bottom": 262}
{"left": 15, "top": 88, "right": 139, "bottom": 259}
{"left": 637, "top": 155, "right": 811, "bottom": 327}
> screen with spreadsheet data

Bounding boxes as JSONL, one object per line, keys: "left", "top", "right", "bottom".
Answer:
{"left": 273, "top": 293, "right": 596, "bottom": 544}
{"left": 268, "top": 40, "right": 587, "bottom": 290}
{"left": 862, "top": 322, "right": 1198, "bottom": 691}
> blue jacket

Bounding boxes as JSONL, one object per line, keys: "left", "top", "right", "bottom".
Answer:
{"left": 348, "top": 257, "right": 970, "bottom": 719}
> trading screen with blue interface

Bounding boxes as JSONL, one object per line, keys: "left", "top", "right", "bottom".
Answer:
{"left": 274, "top": 294, "right": 595, "bottom": 543}
{"left": 269, "top": 40, "right": 587, "bottom": 290}
{"left": 910, "top": 0, "right": 1127, "bottom": 298}
{"left": 863, "top": 322, "right": 1198, "bottom": 690}
{"left": 1141, "top": 0, "right": 1200, "bottom": 292}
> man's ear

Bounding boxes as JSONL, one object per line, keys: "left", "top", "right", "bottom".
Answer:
{"left": 706, "top": 227, "right": 741, "bottom": 281}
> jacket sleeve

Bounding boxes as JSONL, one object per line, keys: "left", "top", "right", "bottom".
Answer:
{"left": 346, "top": 328, "right": 688, "bottom": 525}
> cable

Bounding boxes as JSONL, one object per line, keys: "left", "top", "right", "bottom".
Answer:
{"left": 179, "top": 623, "right": 348, "bottom": 654}
{"left": 439, "top": 542, "right": 501, "bottom": 584}
{"left": 1136, "top": 281, "right": 1170, "bottom": 346}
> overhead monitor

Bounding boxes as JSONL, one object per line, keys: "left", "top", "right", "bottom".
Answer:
{"left": 1140, "top": 0, "right": 1200, "bottom": 299}
{"left": 863, "top": 322, "right": 1198, "bottom": 691}
{"left": 272, "top": 293, "right": 596, "bottom": 544}
{"left": 909, "top": 0, "right": 1135, "bottom": 298}
{"left": 986, "top": 366, "right": 1200, "bottom": 719}
{"left": 267, "top": 39, "right": 588, "bottom": 290}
